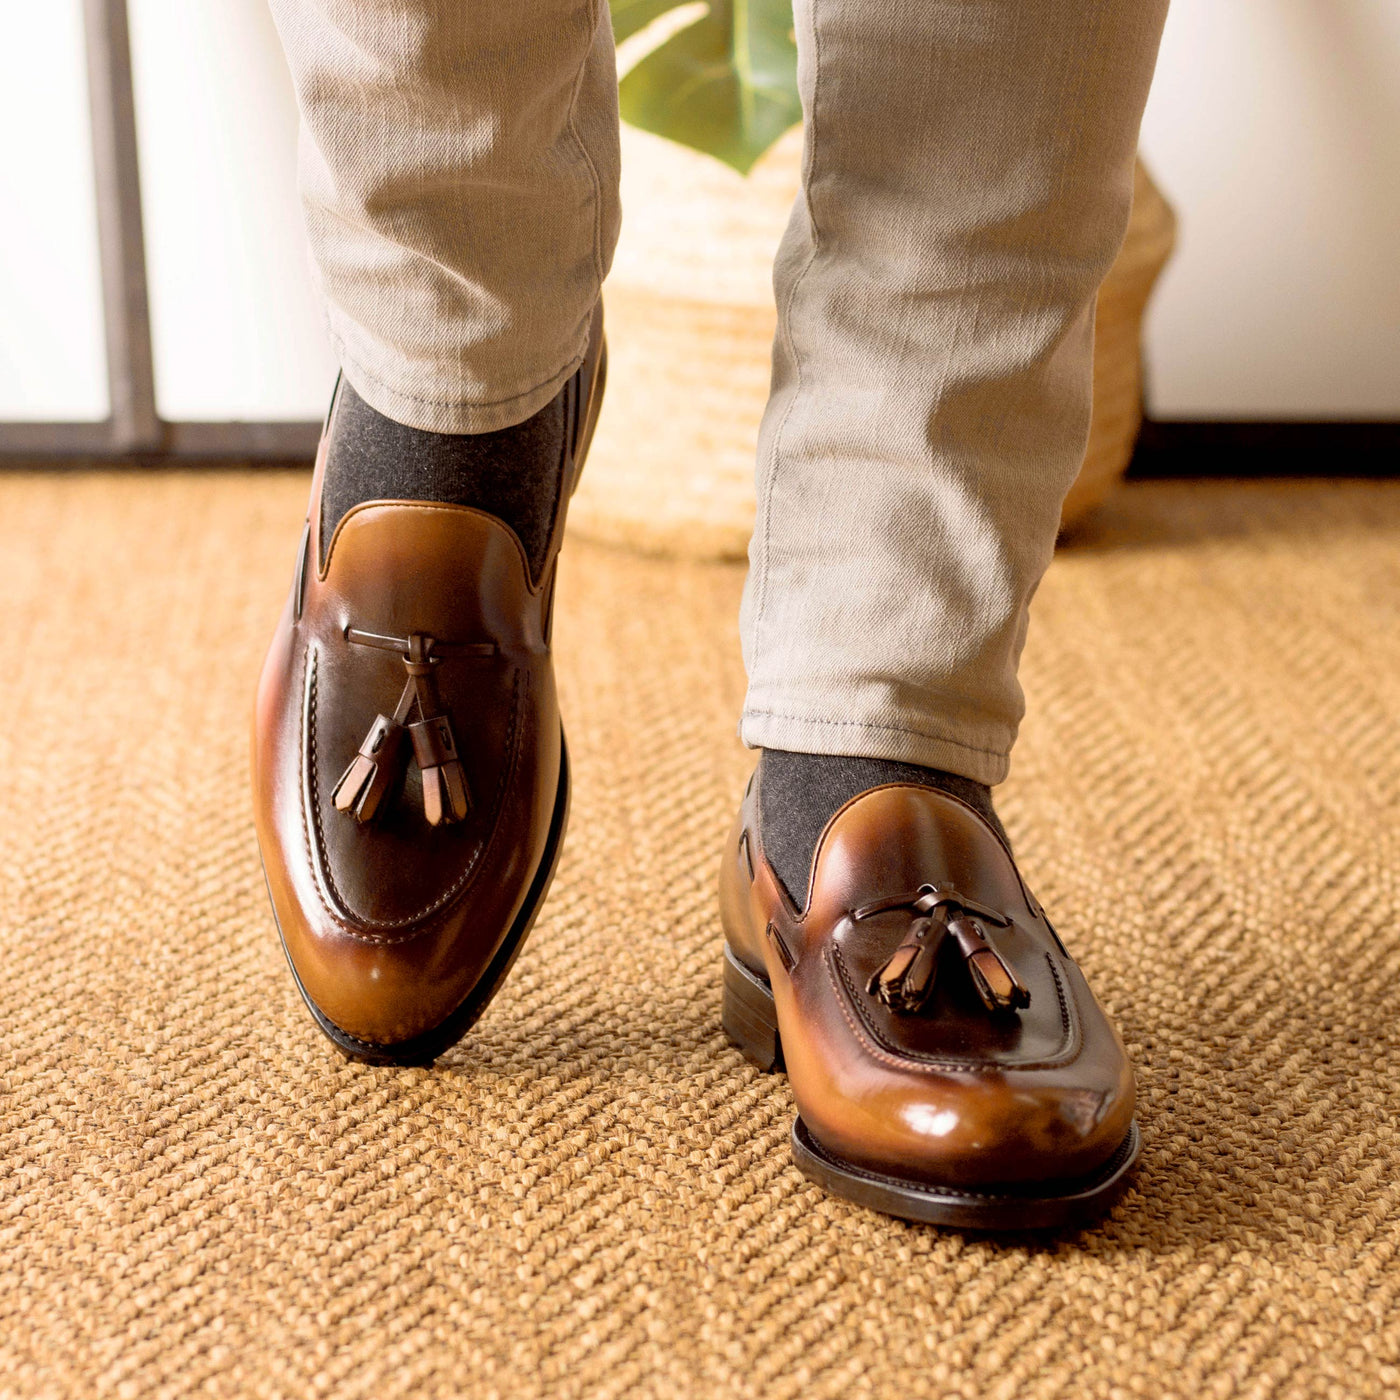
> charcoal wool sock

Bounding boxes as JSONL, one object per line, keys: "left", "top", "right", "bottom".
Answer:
{"left": 758, "top": 749, "right": 1010, "bottom": 906}
{"left": 319, "top": 376, "right": 568, "bottom": 579}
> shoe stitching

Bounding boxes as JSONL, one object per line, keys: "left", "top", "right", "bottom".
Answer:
{"left": 825, "top": 944, "right": 1079, "bottom": 1073}
{"left": 301, "top": 644, "right": 526, "bottom": 941}
{"left": 306, "top": 646, "right": 523, "bottom": 934}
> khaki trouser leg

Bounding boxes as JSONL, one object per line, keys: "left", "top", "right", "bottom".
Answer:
{"left": 272, "top": 0, "right": 1167, "bottom": 779}
{"left": 739, "top": 0, "right": 1170, "bottom": 785}
{"left": 268, "top": 0, "right": 620, "bottom": 433}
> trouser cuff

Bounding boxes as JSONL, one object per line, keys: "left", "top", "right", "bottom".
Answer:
{"left": 330, "top": 329, "right": 587, "bottom": 436}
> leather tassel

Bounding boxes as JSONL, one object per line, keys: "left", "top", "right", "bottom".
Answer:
{"left": 946, "top": 915, "right": 1030, "bottom": 1013}
{"left": 332, "top": 714, "right": 407, "bottom": 823}
{"left": 334, "top": 628, "right": 489, "bottom": 828}
{"left": 854, "top": 884, "right": 1028, "bottom": 1018}
{"left": 868, "top": 917, "right": 945, "bottom": 1012}
{"left": 409, "top": 714, "right": 470, "bottom": 825}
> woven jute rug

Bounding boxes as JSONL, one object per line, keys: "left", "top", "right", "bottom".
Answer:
{"left": 2, "top": 473, "right": 1398, "bottom": 1400}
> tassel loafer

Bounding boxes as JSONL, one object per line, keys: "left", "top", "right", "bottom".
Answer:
{"left": 252, "top": 306, "right": 606, "bottom": 1064}
{"left": 718, "top": 772, "right": 1140, "bottom": 1229}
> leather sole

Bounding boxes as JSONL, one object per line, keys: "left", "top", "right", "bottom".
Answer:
{"left": 269, "top": 731, "right": 572, "bottom": 1067}
{"left": 722, "top": 944, "right": 1141, "bottom": 1230}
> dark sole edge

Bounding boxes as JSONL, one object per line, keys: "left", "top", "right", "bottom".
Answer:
{"left": 269, "top": 732, "right": 572, "bottom": 1067}
{"left": 791, "top": 1117, "right": 1141, "bottom": 1232}
{"left": 721, "top": 944, "right": 1141, "bottom": 1230}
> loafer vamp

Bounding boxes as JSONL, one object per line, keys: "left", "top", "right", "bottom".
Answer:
{"left": 306, "top": 640, "right": 526, "bottom": 925}
{"left": 827, "top": 920, "right": 1071, "bottom": 1067}
{"left": 304, "top": 502, "right": 550, "bottom": 928}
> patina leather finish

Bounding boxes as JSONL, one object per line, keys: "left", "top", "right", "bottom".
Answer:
{"left": 253, "top": 306, "right": 605, "bottom": 1057}
{"left": 719, "top": 769, "right": 1138, "bottom": 1212}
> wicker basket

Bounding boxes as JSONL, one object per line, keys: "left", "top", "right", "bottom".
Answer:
{"left": 570, "top": 127, "right": 1176, "bottom": 559}
{"left": 1063, "top": 161, "right": 1178, "bottom": 527}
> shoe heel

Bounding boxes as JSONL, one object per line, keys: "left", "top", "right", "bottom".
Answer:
{"left": 723, "top": 945, "right": 783, "bottom": 1071}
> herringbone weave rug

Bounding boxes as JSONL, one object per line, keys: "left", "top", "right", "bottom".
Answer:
{"left": 1, "top": 474, "right": 1397, "bottom": 1400}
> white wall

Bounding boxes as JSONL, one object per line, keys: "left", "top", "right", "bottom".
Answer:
{"left": 1139, "top": 0, "right": 1400, "bottom": 419}
{"left": 126, "top": 0, "right": 337, "bottom": 419}
{"left": 0, "top": 7, "right": 107, "bottom": 420}
{"left": 1, "top": 0, "right": 1396, "bottom": 425}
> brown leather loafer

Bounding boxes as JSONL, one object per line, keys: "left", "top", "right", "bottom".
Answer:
{"left": 718, "top": 770, "right": 1140, "bottom": 1228}
{"left": 252, "top": 306, "right": 606, "bottom": 1064}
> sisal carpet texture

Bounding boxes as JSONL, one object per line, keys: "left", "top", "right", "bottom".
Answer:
{"left": 1, "top": 473, "right": 1398, "bottom": 1400}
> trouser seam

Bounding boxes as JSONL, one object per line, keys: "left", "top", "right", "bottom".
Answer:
{"left": 566, "top": 1, "right": 608, "bottom": 286}
{"left": 751, "top": 0, "right": 824, "bottom": 671}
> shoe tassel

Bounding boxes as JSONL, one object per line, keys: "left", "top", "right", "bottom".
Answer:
{"left": 332, "top": 631, "right": 472, "bottom": 826}
{"left": 401, "top": 635, "right": 470, "bottom": 826}
{"left": 409, "top": 713, "right": 470, "bottom": 826}
{"left": 855, "top": 885, "right": 1029, "bottom": 1016}
{"left": 866, "top": 913, "right": 944, "bottom": 1013}
{"left": 945, "top": 914, "right": 1030, "bottom": 1013}
{"left": 331, "top": 712, "right": 407, "bottom": 823}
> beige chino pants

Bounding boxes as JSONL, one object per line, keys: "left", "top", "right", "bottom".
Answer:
{"left": 270, "top": 0, "right": 1169, "bottom": 786}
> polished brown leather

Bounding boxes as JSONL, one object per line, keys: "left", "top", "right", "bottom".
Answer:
{"left": 719, "top": 772, "right": 1136, "bottom": 1188}
{"left": 252, "top": 307, "right": 604, "bottom": 1048}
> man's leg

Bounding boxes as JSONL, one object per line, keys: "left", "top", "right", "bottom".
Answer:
{"left": 742, "top": 0, "right": 1169, "bottom": 900}
{"left": 268, "top": 0, "right": 620, "bottom": 573}
{"left": 720, "top": 0, "right": 1169, "bottom": 1225}
{"left": 269, "top": 0, "right": 619, "bottom": 434}
{"left": 253, "top": 1, "right": 617, "bottom": 1061}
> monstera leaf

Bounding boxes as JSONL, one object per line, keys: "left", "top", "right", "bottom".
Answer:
{"left": 611, "top": 0, "right": 801, "bottom": 174}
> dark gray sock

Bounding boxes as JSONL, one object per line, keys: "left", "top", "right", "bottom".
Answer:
{"left": 758, "top": 749, "right": 1009, "bottom": 905}
{"left": 319, "top": 376, "right": 567, "bottom": 578}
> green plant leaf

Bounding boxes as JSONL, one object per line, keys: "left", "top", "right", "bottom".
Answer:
{"left": 611, "top": 0, "right": 688, "bottom": 44}
{"left": 613, "top": 0, "right": 801, "bottom": 175}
